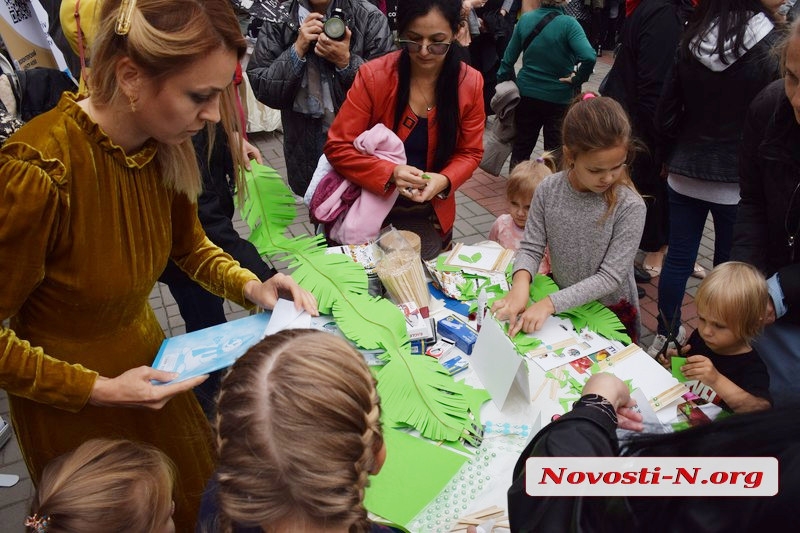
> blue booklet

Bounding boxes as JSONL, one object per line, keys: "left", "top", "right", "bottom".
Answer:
{"left": 152, "top": 312, "right": 272, "bottom": 384}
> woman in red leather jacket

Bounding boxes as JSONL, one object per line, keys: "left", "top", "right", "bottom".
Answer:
{"left": 324, "top": 0, "right": 485, "bottom": 259}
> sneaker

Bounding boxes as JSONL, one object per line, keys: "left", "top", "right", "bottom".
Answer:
{"left": 646, "top": 326, "right": 687, "bottom": 358}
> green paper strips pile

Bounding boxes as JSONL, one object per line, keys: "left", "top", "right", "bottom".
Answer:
{"left": 239, "top": 162, "right": 489, "bottom": 442}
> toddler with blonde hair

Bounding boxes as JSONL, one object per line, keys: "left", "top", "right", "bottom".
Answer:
{"left": 489, "top": 154, "right": 556, "bottom": 272}
{"left": 672, "top": 261, "right": 772, "bottom": 413}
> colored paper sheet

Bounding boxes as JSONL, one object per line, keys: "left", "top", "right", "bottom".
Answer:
{"left": 671, "top": 356, "right": 689, "bottom": 382}
{"left": 365, "top": 427, "right": 469, "bottom": 527}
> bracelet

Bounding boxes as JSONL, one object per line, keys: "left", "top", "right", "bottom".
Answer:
{"left": 574, "top": 393, "right": 617, "bottom": 426}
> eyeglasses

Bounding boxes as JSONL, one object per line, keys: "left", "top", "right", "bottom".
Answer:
{"left": 396, "top": 39, "right": 452, "bottom": 55}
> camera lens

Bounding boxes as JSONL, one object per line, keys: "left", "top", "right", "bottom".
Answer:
{"left": 323, "top": 16, "right": 346, "bottom": 40}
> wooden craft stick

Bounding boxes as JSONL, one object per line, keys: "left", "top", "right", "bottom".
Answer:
{"left": 649, "top": 383, "right": 688, "bottom": 411}
{"left": 457, "top": 506, "right": 505, "bottom": 522}
{"left": 526, "top": 338, "right": 579, "bottom": 358}
{"left": 592, "top": 343, "right": 640, "bottom": 371}
{"left": 532, "top": 376, "right": 549, "bottom": 403}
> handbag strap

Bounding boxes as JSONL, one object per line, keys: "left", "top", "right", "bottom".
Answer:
{"left": 521, "top": 11, "right": 560, "bottom": 52}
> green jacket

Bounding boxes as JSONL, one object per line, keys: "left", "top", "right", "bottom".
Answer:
{"left": 497, "top": 6, "right": 595, "bottom": 104}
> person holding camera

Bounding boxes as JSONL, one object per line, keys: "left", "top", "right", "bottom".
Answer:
{"left": 247, "top": 0, "right": 394, "bottom": 196}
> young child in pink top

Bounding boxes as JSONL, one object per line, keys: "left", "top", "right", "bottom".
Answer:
{"left": 489, "top": 155, "right": 556, "bottom": 274}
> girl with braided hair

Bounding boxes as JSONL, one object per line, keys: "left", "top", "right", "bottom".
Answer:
{"left": 200, "top": 329, "right": 390, "bottom": 533}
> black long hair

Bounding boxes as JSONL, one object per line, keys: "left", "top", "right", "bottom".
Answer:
{"left": 681, "top": 0, "right": 773, "bottom": 65}
{"left": 392, "top": 0, "right": 465, "bottom": 172}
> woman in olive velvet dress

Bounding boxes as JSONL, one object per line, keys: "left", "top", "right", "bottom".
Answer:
{"left": 0, "top": 0, "right": 316, "bottom": 530}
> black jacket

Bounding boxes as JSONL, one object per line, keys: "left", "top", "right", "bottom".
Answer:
{"left": 601, "top": 0, "right": 682, "bottom": 155}
{"left": 732, "top": 79, "right": 800, "bottom": 325}
{"left": 246, "top": 0, "right": 394, "bottom": 195}
{"left": 655, "top": 20, "right": 781, "bottom": 183}
{"left": 508, "top": 399, "right": 798, "bottom": 532}
{"left": 192, "top": 128, "right": 275, "bottom": 281}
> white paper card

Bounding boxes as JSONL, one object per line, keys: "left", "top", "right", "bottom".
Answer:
{"left": 471, "top": 316, "right": 530, "bottom": 409}
{"left": 264, "top": 298, "right": 308, "bottom": 335}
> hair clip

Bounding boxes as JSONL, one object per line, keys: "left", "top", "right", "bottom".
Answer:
{"left": 115, "top": 0, "right": 137, "bottom": 35}
{"left": 535, "top": 157, "right": 544, "bottom": 163}
{"left": 25, "top": 514, "right": 50, "bottom": 533}
{"left": 582, "top": 92, "right": 597, "bottom": 101}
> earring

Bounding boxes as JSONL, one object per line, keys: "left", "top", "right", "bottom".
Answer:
{"left": 128, "top": 92, "right": 137, "bottom": 112}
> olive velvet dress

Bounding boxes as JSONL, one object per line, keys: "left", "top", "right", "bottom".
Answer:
{"left": 0, "top": 93, "right": 259, "bottom": 530}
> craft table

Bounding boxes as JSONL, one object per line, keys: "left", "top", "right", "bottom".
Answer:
{"left": 368, "top": 293, "right": 687, "bottom": 533}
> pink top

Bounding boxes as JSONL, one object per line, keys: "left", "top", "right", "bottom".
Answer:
{"left": 489, "top": 214, "right": 551, "bottom": 274}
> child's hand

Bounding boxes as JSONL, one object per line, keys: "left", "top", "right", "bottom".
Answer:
{"left": 656, "top": 343, "right": 692, "bottom": 368}
{"left": 491, "top": 288, "right": 529, "bottom": 329}
{"left": 680, "top": 355, "right": 720, "bottom": 387}
{"left": 510, "top": 297, "right": 555, "bottom": 336}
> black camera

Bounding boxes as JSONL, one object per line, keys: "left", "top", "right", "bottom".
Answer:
{"left": 323, "top": 7, "right": 347, "bottom": 41}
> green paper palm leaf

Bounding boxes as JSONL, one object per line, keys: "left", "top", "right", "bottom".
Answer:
{"left": 376, "top": 354, "right": 490, "bottom": 442}
{"left": 239, "top": 162, "right": 488, "bottom": 442}
{"left": 531, "top": 273, "right": 559, "bottom": 302}
{"left": 558, "top": 300, "right": 631, "bottom": 344}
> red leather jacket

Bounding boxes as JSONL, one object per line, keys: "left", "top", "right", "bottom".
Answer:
{"left": 324, "top": 51, "right": 485, "bottom": 235}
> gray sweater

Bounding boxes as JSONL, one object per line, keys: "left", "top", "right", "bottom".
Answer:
{"left": 514, "top": 171, "right": 646, "bottom": 313}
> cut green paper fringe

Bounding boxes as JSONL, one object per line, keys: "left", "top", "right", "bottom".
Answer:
{"left": 240, "top": 163, "right": 488, "bottom": 442}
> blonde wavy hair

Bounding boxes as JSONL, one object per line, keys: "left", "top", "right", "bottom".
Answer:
{"left": 695, "top": 261, "right": 770, "bottom": 344}
{"left": 28, "top": 439, "right": 175, "bottom": 533}
{"left": 215, "top": 329, "right": 384, "bottom": 533}
{"left": 88, "top": 0, "right": 247, "bottom": 198}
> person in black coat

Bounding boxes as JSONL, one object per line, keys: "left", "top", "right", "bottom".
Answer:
{"left": 508, "top": 373, "right": 800, "bottom": 532}
{"left": 600, "top": 0, "right": 683, "bottom": 275}
{"left": 731, "top": 20, "right": 800, "bottom": 407}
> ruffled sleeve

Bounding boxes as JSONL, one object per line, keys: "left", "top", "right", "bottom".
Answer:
{"left": 168, "top": 191, "right": 259, "bottom": 309}
{"left": 0, "top": 143, "right": 98, "bottom": 411}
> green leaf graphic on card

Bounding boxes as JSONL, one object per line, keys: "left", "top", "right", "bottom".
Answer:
{"left": 458, "top": 252, "right": 482, "bottom": 264}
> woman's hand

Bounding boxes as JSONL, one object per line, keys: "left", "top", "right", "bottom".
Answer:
{"left": 294, "top": 13, "right": 324, "bottom": 58}
{"left": 391, "top": 164, "right": 429, "bottom": 200}
{"left": 244, "top": 273, "right": 319, "bottom": 315}
{"left": 241, "top": 138, "right": 263, "bottom": 168}
{"left": 89, "top": 367, "right": 208, "bottom": 409}
{"left": 416, "top": 172, "right": 450, "bottom": 202}
{"left": 582, "top": 373, "right": 644, "bottom": 432}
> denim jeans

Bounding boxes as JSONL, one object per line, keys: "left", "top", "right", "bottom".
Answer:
{"left": 656, "top": 186, "right": 738, "bottom": 335}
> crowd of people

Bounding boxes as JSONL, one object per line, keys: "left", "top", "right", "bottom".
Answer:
{"left": 2, "top": 0, "right": 800, "bottom": 531}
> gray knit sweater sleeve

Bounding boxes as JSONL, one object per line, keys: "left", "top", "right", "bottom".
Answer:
{"left": 514, "top": 172, "right": 646, "bottom": 312}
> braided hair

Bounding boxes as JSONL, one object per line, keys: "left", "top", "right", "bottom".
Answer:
{"left": 215, "top": 329, "right": 383, "bottom": 532}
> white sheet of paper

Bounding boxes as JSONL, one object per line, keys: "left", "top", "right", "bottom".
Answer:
{"left": 471, "top": 316, "right": 530, "bottom": 409}
{"left": 264, "top": 298, "right": 309, "bottom": 335}
{"left": 629, "top": 388, "right": 668, "bottom": 433}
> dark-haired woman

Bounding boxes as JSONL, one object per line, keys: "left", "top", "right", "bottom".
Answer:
{"left": 324, "top": 0, "right": 485, "bottom": 260}
{"left": 652, "top": 0, "right": 782, "bottom": 355}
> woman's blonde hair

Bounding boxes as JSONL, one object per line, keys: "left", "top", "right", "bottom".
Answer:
{"left": 695, "top": 261, "right": 770, "bottom": 344}
{"left": 215, "top": 329, "right": 383, "bottom": 533}
{"left": 88, "top": 0, "right": 247, "bottom": 198}
{"left": 561, "top": 92, "right": 639, "bottom": 220}
{"left": 28, "top": 439, "right": 175, "bottom": 533}
{"left": 507, "top": 152, "right": 557, "bottom": 202}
